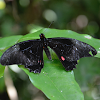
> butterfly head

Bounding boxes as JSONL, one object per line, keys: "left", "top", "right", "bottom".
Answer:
{"left": 40, "top": 33, "right": 45, "bottom": 39}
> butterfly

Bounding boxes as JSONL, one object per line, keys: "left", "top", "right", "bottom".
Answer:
{"left": 0, "top": 33, "right": 97, "bottom": 73}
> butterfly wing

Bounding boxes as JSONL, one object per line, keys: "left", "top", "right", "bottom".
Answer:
{"left": 47, "top": 38, "right": 97, "bottom": 71}
{"left": 0, "top": 40, "right": 44, "bottom": 73}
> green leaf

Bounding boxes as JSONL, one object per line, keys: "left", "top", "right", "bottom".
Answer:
{"left": 0, "top": 65, "right": 5, "bottom": 78}
{"left": 0, "top": 35, "right": 22, "bottom": 51}
{"left": 0, "top": 51, "right": 5, "bottom": 78}
{"left": 21, "top": 59, "right": 84, "bottom": 100}
{"left": 0, "top": 28, "right": 99, "bottom": 100}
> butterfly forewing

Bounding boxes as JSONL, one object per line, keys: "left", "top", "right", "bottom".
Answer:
{"left": 0, "top": 40, "right": 44, "bottom": 73}
{"left": 47, "top": 38, "right": 97, "bottom": 71}
{"left": 0, "top": 33, "right": 97, "bottom": 73}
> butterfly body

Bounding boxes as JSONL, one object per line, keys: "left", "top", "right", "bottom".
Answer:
{"left": 0, "top": 34, "right": 97, "bottom": 73}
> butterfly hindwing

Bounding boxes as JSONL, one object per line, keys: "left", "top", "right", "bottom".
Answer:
{"left": 0, "top": 33, "right": 97, "bottom": 73}
{"left": 47, "top": 38, "right": 97, "bottom": 71}
{"left": 0, "top": 40, "right": 44, "bottom": 73}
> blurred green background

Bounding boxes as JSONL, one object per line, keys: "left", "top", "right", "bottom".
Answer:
{"left": 0, "top": 0, "right": 100, "bottom": 100}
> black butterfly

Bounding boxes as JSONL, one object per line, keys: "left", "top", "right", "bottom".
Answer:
{"left": 0, "top": 34, "right": 97, "bottom": 73}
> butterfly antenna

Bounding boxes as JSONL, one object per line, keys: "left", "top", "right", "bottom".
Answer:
{"left": 43, "top": 21, "right": 54, "bottom": 33}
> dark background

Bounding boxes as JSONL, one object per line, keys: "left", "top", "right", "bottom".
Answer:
{"left": 0, "top": 0, "right": 100, "bottom": 100}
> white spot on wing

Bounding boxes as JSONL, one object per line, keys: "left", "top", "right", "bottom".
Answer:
{"left": 12, "top": 45, "right": 20, "bottom": 51}
{"left": 76, "top": 48, "right": 77, "bottom": 50}
{"left": 30, "top": 50, "right": 32, "bottom": 53}
{"left": 53, "top": 45, "right": 57, "bottom": 48}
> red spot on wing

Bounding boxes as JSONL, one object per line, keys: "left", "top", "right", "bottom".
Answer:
{"left": 38, "top": 60, "right": 41, "bottom": 63}
{"left": 61, "top": 56, "right": 65, "bottom": 61}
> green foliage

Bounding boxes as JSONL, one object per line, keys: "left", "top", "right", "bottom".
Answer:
{"left": 0, "top": 64, "right": 5, "bottom": 78}
{"left": 0, "top": 28, "right": 100, "bottom": 100}
{"left": 74, "top": 57, "right": 100, "bottom": 100}
{"left": 22, "top": 60, "right": 84, "bottom": 100}
{"left": 0, "top": 35, "right": 22, "bottom": 50}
